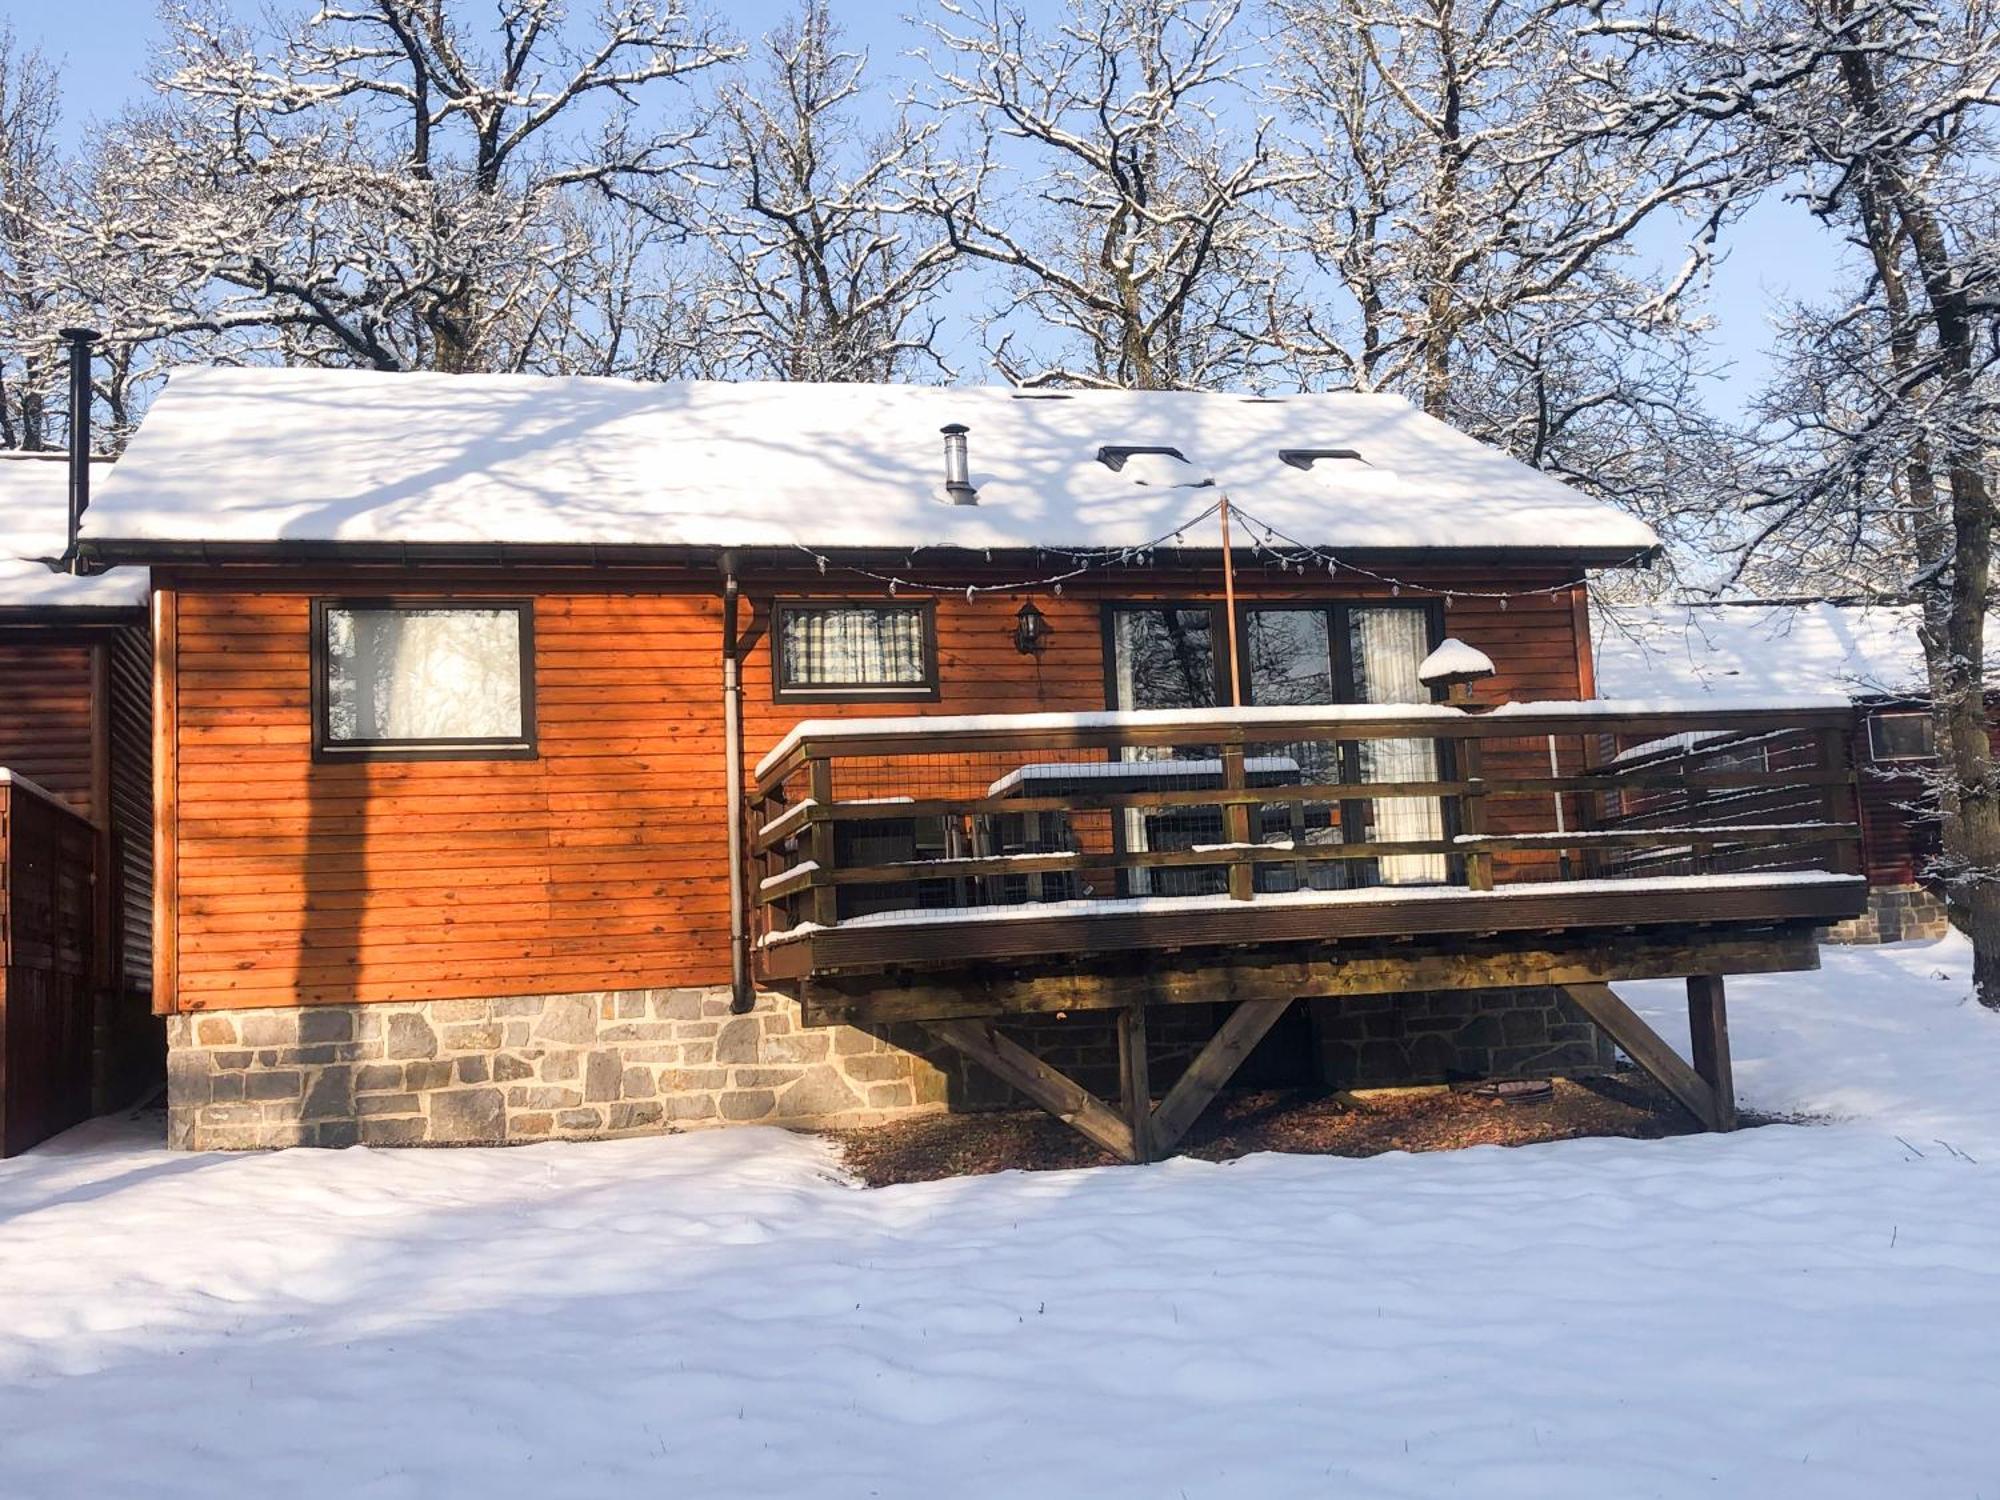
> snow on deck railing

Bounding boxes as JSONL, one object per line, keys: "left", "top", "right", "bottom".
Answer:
{"left": 753, "top": 695, "right": 1857, "bottom": 782}
{"left": 755, "top": 871, "right": 1863, "bottom": 948}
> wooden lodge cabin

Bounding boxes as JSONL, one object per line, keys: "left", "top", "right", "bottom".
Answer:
{"left": 1594, "top": 601, "right": 1995, "bottom": 944}
{"left": 76, "top": 369, "right": 1866, "bottom": 1157}
{"left": 0, "top": 453, "right": 156, "bottom": 1156}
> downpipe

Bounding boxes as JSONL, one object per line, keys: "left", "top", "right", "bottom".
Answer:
{"left": 721, "top": 552, "right": 753, "bottom": 1014}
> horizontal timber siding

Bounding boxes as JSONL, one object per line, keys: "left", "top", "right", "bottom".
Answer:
{"left": 0, "top": 637, "right": 98, "bottom": 819}
{"left": 160, "top": 565, "right": 1590, "bottom": 1012}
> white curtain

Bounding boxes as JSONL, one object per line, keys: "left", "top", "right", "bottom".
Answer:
{"left": 1351, "top": 608, "right": 1447, "bottom": 884}
{"left": 327, "top": 607, "right": 524, "bottom": 742}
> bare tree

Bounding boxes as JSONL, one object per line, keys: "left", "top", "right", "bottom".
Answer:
{"left": 1623, "top": 0, "right": 2000, "bottom": 999}
{"left": 693, "top": 2, "right": 959, "bottom": 382}
{"left": 0, "top": 28, "right": 66, "bottom": 450}
{"left": 916, "top": 0, "right": 1300, "bottom": 389}
{"left": 1265, "top": 0, "right": 1743, "bottom": 516}
{"left": 92, "top": 0, "right": 738, "bottom": 375}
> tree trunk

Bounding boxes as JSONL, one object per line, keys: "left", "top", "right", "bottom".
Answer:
{"left": 1835, "top": 33, "right": 2000, "bottom": 1003}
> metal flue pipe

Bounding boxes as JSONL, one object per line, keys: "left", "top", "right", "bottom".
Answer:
{"left": 59, "top": 328, "right": 99, "bottom": 572}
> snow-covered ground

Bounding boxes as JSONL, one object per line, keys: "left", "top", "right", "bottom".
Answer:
{"left": 3, "top": 939, "right": 1997, "bottom": 1499}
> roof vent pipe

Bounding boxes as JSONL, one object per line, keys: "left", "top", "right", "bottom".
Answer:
{"left": 60, "top": 328, "right": 99, "bottom": 573}
{"left": 940, "top": 423, "right": 978, "bottom": 505}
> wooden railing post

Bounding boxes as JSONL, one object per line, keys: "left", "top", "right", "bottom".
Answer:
{"left": 1816, "top": 724, "right": 1863, "bottom": 877}
{"left": 1683, "top": 744, "right": 1713, "bottom": 875}
{"left": 806, "top": 754, "right": 839, "bottom": 928}
{"left": 1221, "top": 741, "right": 1253, "bottom": 900}
{"left": 1456, "top": 730, "right": 1493, "bottom": 892}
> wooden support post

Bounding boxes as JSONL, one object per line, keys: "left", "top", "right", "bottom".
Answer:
{"left": 922, "top": 1018, "right": 1136, "bottom": 1162}
{"left": 1149, "top": 999, "right": 1293, "bottom": 1155}
{"left": 1686, "top": 974, "right": 1737, "bottom": 1131}
{"left": 1117, "top": 1004, "right": 1153, "bottom": 1164}
{"left": 1561, "top": 983, "right": 1723, "bottom": 1131}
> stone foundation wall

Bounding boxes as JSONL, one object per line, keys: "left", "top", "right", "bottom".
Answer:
{"left": 166, "top": 988, "right": 949, "bottom": 1150}
{"left": 166, "top": 982, "right": 1611, "bottom": 1150}
{"left": 1308, "top": 986, "right": 1612, "bottom": 1090}
{"left": 1826, "top": 883, "right": 1952, "bottom": 945}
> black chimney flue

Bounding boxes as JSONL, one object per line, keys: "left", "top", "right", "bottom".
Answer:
{"left": 59, "top": 327, "right": 99, "bottom": 572}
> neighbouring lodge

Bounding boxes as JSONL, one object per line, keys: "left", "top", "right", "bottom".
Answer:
{"left": 34, "top": 366, "right": 1868, "bottom": 1157}
{"left": 0, "top": 453, "right": 155, "bottom": 1156}
{"left": 1595, "top": 601, "right": 1996, "bottom": 944}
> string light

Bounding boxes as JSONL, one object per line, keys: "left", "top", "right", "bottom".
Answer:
{"left": 788, "top": 498, "right": 1224, "bottom": 599}
{"left": 787, "top": 494, "right": 1646, "bottom": 605}
{"left": 1226, "top": 502, "right": 1651, "bottom": 603}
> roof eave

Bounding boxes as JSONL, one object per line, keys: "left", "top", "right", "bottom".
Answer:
{"left": 0, "top": 604, "right": 148, "bottom": 630}
{"left": 80, "top": 538, "right": 1661, "bottom": 572}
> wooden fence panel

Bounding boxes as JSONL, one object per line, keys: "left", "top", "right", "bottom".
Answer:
{"left": 1, "top": 772, "right": 99, "bottom": 1157}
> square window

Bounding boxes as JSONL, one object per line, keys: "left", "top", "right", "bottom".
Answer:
{"left": 314, "top": 601, "right": 535, "bottom": 760}
{"left": 774, "top": 603, "right": 936, "bottom": 700}
{"left": 1868, "top": 711, "right": 1935, "bottom": 762}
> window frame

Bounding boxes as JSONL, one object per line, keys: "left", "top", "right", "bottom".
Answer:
{"left": 1099, "top": 598, "right": 1451, "bottom": 891}
{"left": 309, "top": 597, "right": 538, "bottom": 763}
{"left": 1236, "top": 600, "right": 1446, "bottom": 710}
{"left": 770, "top": 598, "right": 941, "bottom": 704}
{"left": 1095, "top": 598, "right": 1447, "bottom": 712}
{"left": 1867, "top": 708, "right": 1937, "bottom": 764}
{"left": 1099, "top": 601, "right": 1231, "bottom": 713}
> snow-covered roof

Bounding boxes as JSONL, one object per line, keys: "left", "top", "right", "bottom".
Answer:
{"left": 80, "top": 367, "right": 1661, "bottom": 558}
{"left": 0, "top": 455, "right": 148, "bottom": 612}
{"left": 1594, "top": 602, "right": 2000, "bottom": 703}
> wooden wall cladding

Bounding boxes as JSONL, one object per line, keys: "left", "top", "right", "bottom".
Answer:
{"left": 160, "top": 567, "right": 1591, "bottom": 1012}
{"left": 0, "top": 638, "right": 99, "bottom": 819}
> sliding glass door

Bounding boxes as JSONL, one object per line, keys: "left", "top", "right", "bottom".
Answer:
{"left": 1107, "top": 607, "right": 1222, "bottom": 894}
{"left": 1239, "top": 603, "right": 1447, "bottom": 887}
{"left": 1105, "top": 601, "right": 1448, "bottom": 892}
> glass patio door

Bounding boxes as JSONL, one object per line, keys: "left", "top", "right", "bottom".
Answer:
{"left": 1241, "top": 604, "right": 1447, "bottom": 887}
{"left": 1108, "top": 608, "right": 1220, "bottom": 894}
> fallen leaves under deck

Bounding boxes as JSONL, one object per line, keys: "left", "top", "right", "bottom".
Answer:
{"left": 830, "top": 1069, "right": 1735, "bottom": 1186}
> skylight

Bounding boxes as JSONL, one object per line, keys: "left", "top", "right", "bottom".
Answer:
{"left": 1095, "top": 446, "right": 1209, "bottom": 488}
{"left": 1278, "top": 448, "right": 1367, "bottom": 470}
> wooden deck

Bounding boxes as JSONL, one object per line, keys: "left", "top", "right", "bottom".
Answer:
{"left": 759, "top": 873, "right": 1859, "bottom": 986}
{"left": 748, "top": 701, "right": 1867, "bottom": 1160}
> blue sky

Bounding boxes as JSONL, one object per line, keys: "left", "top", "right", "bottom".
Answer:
{"left": 6, "top": 0, "right": 1844, "bottom": 412}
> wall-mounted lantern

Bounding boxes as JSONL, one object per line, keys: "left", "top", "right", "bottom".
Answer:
{"left": 1014, "top": 600, "right": 1051, "bottom": 655}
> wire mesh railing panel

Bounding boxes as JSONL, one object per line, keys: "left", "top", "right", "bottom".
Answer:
{"left": 746, "top": 704, "right": 1865, "bottom": 947}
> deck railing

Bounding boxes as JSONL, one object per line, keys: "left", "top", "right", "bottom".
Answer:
{"left": 748, "top": 699, "right": 1864, "bottom": 966}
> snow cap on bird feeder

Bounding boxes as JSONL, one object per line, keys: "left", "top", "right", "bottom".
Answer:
{"left": 1418, "top": 637, "right": 1496, "bottom": 704}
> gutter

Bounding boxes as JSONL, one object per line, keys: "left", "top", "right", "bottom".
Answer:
{"left": 73, "top": 538, "right": 1664, "bottom": 573}
{"left": 720, "top": 550, "right": 753, "bottom": 1014}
